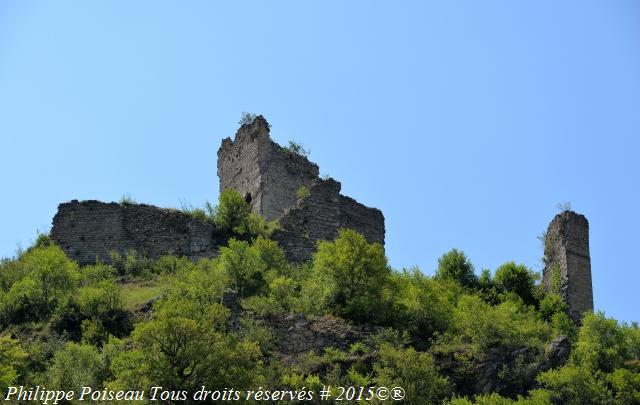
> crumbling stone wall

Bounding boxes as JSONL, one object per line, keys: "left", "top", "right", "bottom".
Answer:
{"left": 542, "top": 210, "right": 593, "bottom": 323}
{"left": 51, "top": 116, "right": 385, "bottom": 266}
{"left": 51, "top": 200, "right": 219, "bottom": 265}
{"left": 271, "top": 179, "right": 385, "bottom": 262}
{"left": 218, "top": 116, "right": 385, "bottom": 262}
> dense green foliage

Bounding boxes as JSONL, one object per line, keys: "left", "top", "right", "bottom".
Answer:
{"left": 181, "top": 189, "right": 278, "bottom": 240}
{"left": 435, "top": 249, "right": 478, "bottom": 288}
{"left": 0, "top": 222, "right": 638, "bottom": 403}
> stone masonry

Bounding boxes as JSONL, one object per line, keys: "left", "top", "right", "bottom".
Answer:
{"left": 51, "top": 115, "right": 385, "bottom": 264}
{"left": 51, "top": 200, "right": 220, "bottom": 265}
{"left": 218, "top": 116, "right": 385, "bottom": 262}
{"left": 542, "top": 210, "right": 594, "bottom": 323}
{"left": 217, "top": 116, "right": 319, "bottom": 222}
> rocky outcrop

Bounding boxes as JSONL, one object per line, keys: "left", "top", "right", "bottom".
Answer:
{"left": 268, "top": 313, "right": 380, "bottom": 355}
{"left": 435, "top": 336, "right": 571, "bottom": 397}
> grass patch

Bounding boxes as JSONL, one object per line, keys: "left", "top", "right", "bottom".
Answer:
{"left": 119, "top": 277, "right": 167, "bottom": 311}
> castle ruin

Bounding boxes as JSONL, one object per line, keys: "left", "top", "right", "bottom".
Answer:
{"left": 542, "top": 210, "right": 594, "bottom": 323}
{"left": 51, "top": 116, "right": 385, "bottom": 264}
{"left": 50, "top": 116, "right": 593, "bottom": 323}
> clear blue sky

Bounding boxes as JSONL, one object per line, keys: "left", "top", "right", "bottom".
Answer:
{"left": 1, "top": 1, "right": 639, "bottom": 323}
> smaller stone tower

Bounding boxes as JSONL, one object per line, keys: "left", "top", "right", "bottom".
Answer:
{"left": 542, "top": 210, "right": 594, "bottom": 323}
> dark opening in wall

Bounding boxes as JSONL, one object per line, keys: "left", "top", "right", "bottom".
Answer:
{"left": 245, "top": 193, "right": 252, "bottom": 204}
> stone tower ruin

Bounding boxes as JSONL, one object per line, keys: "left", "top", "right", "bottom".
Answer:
{"left": 217, "top": 116, "right": 385, "bottom": 262}
{"left": 542, "top": 210, "right": 594, "bottom": 323}
{"left": 217, "top": 116, "right": 319, "bottom": 221}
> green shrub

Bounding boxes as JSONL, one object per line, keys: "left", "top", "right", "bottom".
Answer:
{"left": 0, "top": 334, "right": 27, "bottom": 394}
{"left": 440, "top": 295, "right": 551, "bottom": 352}
{"left": 390, "top": 269, "right": 459, "bottom": 344}
{"left": 219, "top": 239, "right": 267, "bottom": 297}
{"left": 296, "top": 186, "right": 310, "bottom": 200}
{"left": 45, "top": 342, "right": 105, "bottom": 391}
{"left": 238, "top": 112, "right": 257, "bottom": 125}
{"left": 571, "top": 312, "right": 640, "bottom": 373}
{"left": 374, "top": 343, "right": 450, "bottom": 405}
{"left": 284, "top": 140, "right": 309, "bottom": 157}
{"left": 80, "top": 318, "right": 109, "bottom": 347}
{"left": 312, "top": 229, "right": 390, "bottom": 322}
{"left": 119, "top": 194, "right": 136, "bottom": 205}
{"left": 536, "top": 365, "right": 612, "bottom": 405}
{"left": 110, "top": 295, "right": 263, "bottom": 394}
{"left": 0, "top": 246, "right": 80, "bottom": 324}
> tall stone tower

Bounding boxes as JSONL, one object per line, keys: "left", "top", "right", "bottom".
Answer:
{"left": 217, "top": 115, "right": 385, "bottom": 262}
{"left": 542, "top": 210, "right": 594, "bottom": 323}
{"left": 217, "top": 116, "right": 319, "bottom": 221}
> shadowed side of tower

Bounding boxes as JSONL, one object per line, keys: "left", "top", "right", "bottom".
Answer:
{"left": 542, "top": 210, "right": 594, "bottom": 324}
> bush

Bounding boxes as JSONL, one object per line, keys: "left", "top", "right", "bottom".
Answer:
{"left": 0, "top": 334, "right": 27, "bottom": 394}
{"left": 238, "top": 112, "right": 257, "bottom": 125}
{"left": 374, "top": 343, "right": 450, "bottom": 404}
{"left": 440, "top": 295, "right": 551, "bottom": 352}
{"left": 212, "top": 189, "right": 252, "bottom": 235}
{"left": 45, "top": 342, "right": 105, "bottom": 391}
{"left": 390, "top": 269, "right": 459, "bottom": 345}
{"left": 0, "top": 246, "right": 80, "bottom": 324}
{"left": 536, "top": 365, "right": 612, "bottom": 405}
{"left": 252, "top": 236, "right": 287, "bottom": 276}
{"left": 285, "top": 140, "right": 309, "bottom": 157}
{"left": 571, "top": 312, "right": 640, "bottom": 373}
{"left": 538, "top": 293, "right": 567, "bottom": 321}
{"left": 110, "top": 295, "right": 264, "bottom": 394}
{"left": 312, "top": 229, "right": 390, "bottom": 322}
{"left": 219, "top": 239, "right": 267, "bottom": 298}
{"left": 51, "top": 280, "right": 131, "bottom": 340}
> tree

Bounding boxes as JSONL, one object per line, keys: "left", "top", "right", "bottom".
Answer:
{"left": 214, "top": 189, "right": 253, "bottom": 235}
{"left": 219, "top": 239, "right": 267, "bottom": 297}
{"left": 493, "top": 262, "right": 539, "bottom": 306}
{"left": 435, "top": 249, "right": 478, "bottom": 288}
{"left": 571, "top": 312, "right": 640, "bottom": 373}
{"left": 390, "top": 269, "right": 458, "bottom": 345}
{"left": 0, "top": 245, "right": 80, "bottom": 324}
{"left": 312, "top": 229, "right": 390, "bottom": 322}
{"left": 110, "top": 296, "right": 264, "bottom": 394}
{"left": 213, "top": 189, "right": 276, "bottom": 239}
{"left": 536, "top": 365, "right": 612, "bottom": 405}
{"left": 46, "top": 342, "right": 103, "bottom": 392}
